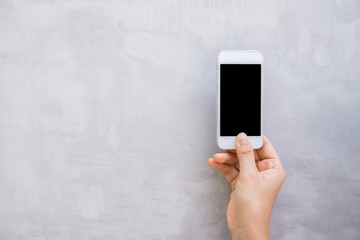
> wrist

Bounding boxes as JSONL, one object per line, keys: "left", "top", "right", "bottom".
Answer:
{"left": 231, "top": 229, "right": 270, "bottom": 240}
{"left": 230, "top": 223, "right": 270, "bottom": 240}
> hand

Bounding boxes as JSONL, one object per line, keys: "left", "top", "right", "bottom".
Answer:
{"left": 208, "top": 133, "right": 286, "bottom": 240}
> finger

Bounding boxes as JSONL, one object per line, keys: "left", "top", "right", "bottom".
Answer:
{"left": 214, "top": 153, "right": 240, "bottom": 171}
{"left": 208, "top": 158, "right": 238, "bottom": 184}
{"left": 256, "top": 159, "right": 277, "bottom": 172}
{"left": 257, "top": 136, "right": 279, "bottom": 160}
{"left": 228, "top": 149, "right": 261, "bottom": 161}
{"left": 213, "top": 152, "right": 238, "bottom": 165}
{"left": 254, "top": 150, "right": 261, "bottom": 161}
{"left": 236, "top": 132, "right": 258, "bottom": 174}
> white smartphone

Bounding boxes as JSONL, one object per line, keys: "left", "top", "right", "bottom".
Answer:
{"left": 217, "top": 50, "right": 263, "bottom": 149}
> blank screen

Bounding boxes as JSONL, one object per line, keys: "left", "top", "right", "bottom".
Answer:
{"left": 220, "top": 64, "right": 261, "bottom": 136}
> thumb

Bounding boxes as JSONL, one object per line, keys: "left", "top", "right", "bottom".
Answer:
{"left": 236, "top": 132, "right": 258, "bottom": 174}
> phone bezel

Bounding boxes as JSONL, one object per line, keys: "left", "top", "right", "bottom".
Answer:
{"left": 217, "top": 50, "right": 264, "bottom": 149}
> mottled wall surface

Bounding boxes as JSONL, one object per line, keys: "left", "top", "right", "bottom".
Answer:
{"left": 0, "top": 1, "right": 359, "bottom": 239}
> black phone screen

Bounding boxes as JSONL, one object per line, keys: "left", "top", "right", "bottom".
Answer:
{"left": 220, "top": 64, "right": 261, "bottom": 136}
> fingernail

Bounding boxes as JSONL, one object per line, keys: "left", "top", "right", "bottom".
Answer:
{"left": 237, "top": 132, "right": 248, "bottom": 145}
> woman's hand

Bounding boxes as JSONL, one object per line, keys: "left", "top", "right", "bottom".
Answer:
{"left": 208, "top": 133, "right": 286, "bottom": 240}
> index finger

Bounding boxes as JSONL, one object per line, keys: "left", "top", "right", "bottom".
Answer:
{"left": 256, "top": 136, "right": 279, "bottom": 160}
{"left": 227, "top": 149, "right": 261, "bottom": 161}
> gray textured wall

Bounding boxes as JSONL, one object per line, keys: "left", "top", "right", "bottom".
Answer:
{"left": 0, "top": 0, "right": 360, "bottom": 239}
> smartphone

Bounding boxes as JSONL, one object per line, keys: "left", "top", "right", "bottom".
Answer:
{"left": 217, "top": 50, "right": 263, "bottom": 149}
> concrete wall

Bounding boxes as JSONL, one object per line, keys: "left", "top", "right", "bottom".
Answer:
{"left": 0, "top": 0, "right": 359, "bottom": 239}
